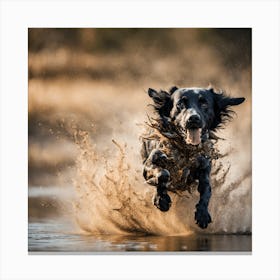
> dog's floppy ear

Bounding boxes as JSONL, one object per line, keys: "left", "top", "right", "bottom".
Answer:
{"left": 211, "top": 89, "right": 245, "bottom": 129}
{"left": 148, "top": 88, "right": 168, "bottom": 103}
{"left": 169, "top": 86, "right": 178, "bottom": 95}
{"left": 147, "top": 88, "right": 173, "bottom": 118}
{"left": 219, "top": 96, "right": 245, "bottom": 107}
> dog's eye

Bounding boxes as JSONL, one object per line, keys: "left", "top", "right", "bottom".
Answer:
{"left": 199, "top": 96, "right": 208, "bottom": 107}
{"left": 176, "top": 102, "right": 185, "bottom": 110}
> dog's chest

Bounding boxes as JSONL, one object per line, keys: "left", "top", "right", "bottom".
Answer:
{"left": 158, "top": 138, "right": 213, "bottom": 192}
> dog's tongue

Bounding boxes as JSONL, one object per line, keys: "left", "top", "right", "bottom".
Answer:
{"left": 186, "top": 128, "right": 202, "bottom": 145}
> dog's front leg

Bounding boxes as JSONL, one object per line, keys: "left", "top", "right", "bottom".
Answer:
{"left": 143, "top": 149, "right": 171, "bottom": 212}
{"left": 195, "top": 156, "right": 212, "bottom": 229}
{"left": 153, "top": 168, "right": 171, "bottom": 212}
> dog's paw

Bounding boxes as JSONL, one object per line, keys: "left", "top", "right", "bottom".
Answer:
{"left": 195, "top": 205, "right": 212, "bottom": 229}
{"left": 154, "top": 193, "right": 172, "bottom": 212}
{"left": 151, "top": 150, "right": 168, "bottom": 167}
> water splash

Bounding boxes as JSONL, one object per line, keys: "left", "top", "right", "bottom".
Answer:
{"left": 72, "top": 130, "right": 251, "bottom": 236}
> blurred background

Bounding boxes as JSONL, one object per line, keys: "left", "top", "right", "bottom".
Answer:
{"left": 28, "top": 28, "right": 251, "bottom": 185}
{"left": 28, "top": 28, "right": 251, "bottom": 251}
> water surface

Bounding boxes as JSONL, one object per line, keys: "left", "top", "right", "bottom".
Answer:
{"left": 28, "top": 220, "right": 251, "bottom": 253}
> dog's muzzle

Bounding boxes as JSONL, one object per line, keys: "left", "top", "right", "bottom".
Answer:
{"left": 185, "top": 114, "right": 202, "bottom": 146}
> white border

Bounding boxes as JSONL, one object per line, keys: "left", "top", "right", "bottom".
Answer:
{"left": 1, "top": 0, "right": 279, "bottom": 279}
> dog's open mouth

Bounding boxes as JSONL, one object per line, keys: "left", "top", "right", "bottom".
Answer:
{"left": 185, "top": 128, "right": 202, "bottom": 145}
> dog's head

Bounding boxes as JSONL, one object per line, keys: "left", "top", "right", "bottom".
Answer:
{"left": 147, "top": 86, "right": 245, "bottom": 145}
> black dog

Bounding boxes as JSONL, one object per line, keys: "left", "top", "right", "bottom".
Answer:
{"left": 141, "top": 86, "right": 245, "bottom": 229}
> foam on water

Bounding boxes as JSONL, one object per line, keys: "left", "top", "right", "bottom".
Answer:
{"left": 72, "top": 129, "right": 251, "bottom": 236}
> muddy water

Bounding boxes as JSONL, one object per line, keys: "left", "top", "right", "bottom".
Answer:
{"left": 28, "top": 185, "right": 251, "bottom": 252}
{"left": 28, "top": 129, "right": 251, "bottom": 252}
{"left": 28, "top": 220, "right": 251, "bottom": 253}
{"left": 27, "top": 129, "right": 251, "bottom": 252}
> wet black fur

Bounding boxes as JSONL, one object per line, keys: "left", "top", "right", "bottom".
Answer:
{"left": 143, "top": 86, "right": 245, "bottom": 229}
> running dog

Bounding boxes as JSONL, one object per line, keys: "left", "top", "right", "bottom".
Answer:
{"left": 141, "top": 86, "right": 245, "bottom": 229}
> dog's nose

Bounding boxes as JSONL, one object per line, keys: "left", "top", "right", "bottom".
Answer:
{"left": 188, "top": 114, "right": 201, "bottom": 123}
{"left": 187, "top": 114, "right": 202, "bottom": 128}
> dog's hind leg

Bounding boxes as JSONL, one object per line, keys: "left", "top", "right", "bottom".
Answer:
{"left": 194, "top": 156, "right": 212, "bottom": 229}
{"left": 143, "top": 149, "right": 172, "bottom": 212}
